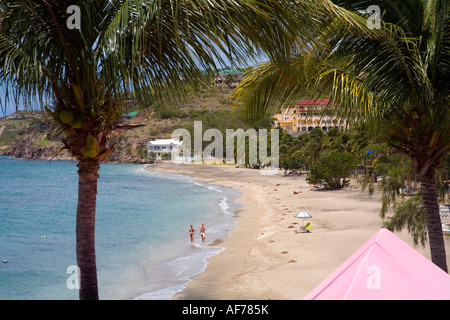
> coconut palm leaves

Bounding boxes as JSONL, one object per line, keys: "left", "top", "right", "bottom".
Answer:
{"left": 0, "top": 0, "right": 306, "bottom": 299}
{"left": 235, "top": 0, "right": 450, "bottom": 272}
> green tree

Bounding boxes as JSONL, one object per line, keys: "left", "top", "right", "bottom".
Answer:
{"left": 235, "top": 0, "right": 450, "bottom": 272}
{"left": 383, "top": 195, "right": 428, "bottom": 246}
{"left": 307, "top": 150, "right": 358, "bottom": 189}
{"left": 436, "top": 153, "right": 450, "bottom": 204}
{"left": 370, "top": 152, "right": 428, "bottom": 246}
{"left": 0, "top": 0, "right": 302, "bottom": 299}
{"left": 281, "top": 152, "right": 307, "bottom": 176}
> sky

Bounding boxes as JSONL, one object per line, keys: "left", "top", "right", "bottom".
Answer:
{"left": 0, "top": 86, "right": 17, "bottom": 117}
{"left": 0, "top": 12, "right": 269, "bottom": 118}
{"left": 0, "top": 86, "right": 43, "bottom": 117}
{"left": 0, "top": 52, "right": 266, "bottom": 117}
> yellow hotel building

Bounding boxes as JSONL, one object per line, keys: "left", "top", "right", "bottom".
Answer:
{"left": 274, "top": 99, "right": 348, "bottom": 133}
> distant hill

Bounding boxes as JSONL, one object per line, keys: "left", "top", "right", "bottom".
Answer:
{"left": 0, "top": 86, "right": 244, "bottom": 163}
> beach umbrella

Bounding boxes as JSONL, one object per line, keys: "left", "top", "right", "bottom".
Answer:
{"left": 294, "top": 211, "right": 312, "bottom": 227}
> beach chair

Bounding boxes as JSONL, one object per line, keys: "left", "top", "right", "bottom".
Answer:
{"left": 300, "top": 222, "right": 312, "bottom": 233}
{"left": 305, "top": 223, "right": 312, "bottom": 233}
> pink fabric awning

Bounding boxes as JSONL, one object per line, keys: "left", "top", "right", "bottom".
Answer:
{"left": 303, "top": 228, "right": 450, "bottom": 300}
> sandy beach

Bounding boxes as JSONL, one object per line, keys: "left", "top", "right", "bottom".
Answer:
{"left": 149, "top": 162, "right": 450, "bottom": 300}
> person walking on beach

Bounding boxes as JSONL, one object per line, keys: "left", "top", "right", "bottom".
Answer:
{"left": 200, "top": 224, "right": 206, "bottom": 243}
{"left": 189, "top": 225, "right": 196, "bottom": 243}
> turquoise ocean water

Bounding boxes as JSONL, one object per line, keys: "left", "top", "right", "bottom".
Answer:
{"left": 0, "top": 156, "right": 239, "bottom": 300}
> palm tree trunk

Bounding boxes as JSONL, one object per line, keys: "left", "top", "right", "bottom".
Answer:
{"left": 76, "top": 159, "right": 100, "bottom": 300}
{"left": 421, "top": 168, "right": 448, "bottom": 273}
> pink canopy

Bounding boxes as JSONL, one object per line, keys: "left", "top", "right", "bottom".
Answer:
{"left": 303, "top": 228, "right": 450, "bottom": 300}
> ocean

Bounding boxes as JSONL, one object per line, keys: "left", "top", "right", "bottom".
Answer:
{"left": 0, "top": 156, "right": 240, "bottom": 300}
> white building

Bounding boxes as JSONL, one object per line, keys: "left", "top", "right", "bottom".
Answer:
{"left": 147, "top": 139, "right": 182, "bottom": 159}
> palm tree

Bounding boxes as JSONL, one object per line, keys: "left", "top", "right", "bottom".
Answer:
{"left": 235, "top": 0, "right": 450, "bottom": 272}
{"left": 0, "top": 0, "right": 305, "bottom": 299}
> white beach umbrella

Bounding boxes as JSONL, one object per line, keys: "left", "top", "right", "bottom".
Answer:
{"left": 294, "top": 211, "right": 312, "bottom": 227}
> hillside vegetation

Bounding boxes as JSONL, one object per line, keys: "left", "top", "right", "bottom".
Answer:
{"left": 0, "top": 87, "right": 257, "bottom": 162}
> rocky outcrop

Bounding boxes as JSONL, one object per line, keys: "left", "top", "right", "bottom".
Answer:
{"left": 1, "top": 120, "right": 65, "bottom": 160}
{"left": 104, "top": 137, "right": 151, "bottom": 164}
{"left": 1, "top": 119, "right": 151, "bottom": 164}
{"left": 4, "top": 136, "right": 60, "bottom": 160}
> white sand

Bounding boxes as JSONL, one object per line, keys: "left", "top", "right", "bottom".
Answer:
{"left": 149, "top": 162, "right": 450, "bottom": 299}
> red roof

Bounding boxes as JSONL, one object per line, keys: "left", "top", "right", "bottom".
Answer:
{"left": 297, "top": 99, "right": 331, "bottom": 106}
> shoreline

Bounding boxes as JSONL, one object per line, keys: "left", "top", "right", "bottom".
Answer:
{"left": 128, "top": 165, "right": 241, "bottom": 300}
{"left": 149, "top": 161, "right": 450, "bottom": 300}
